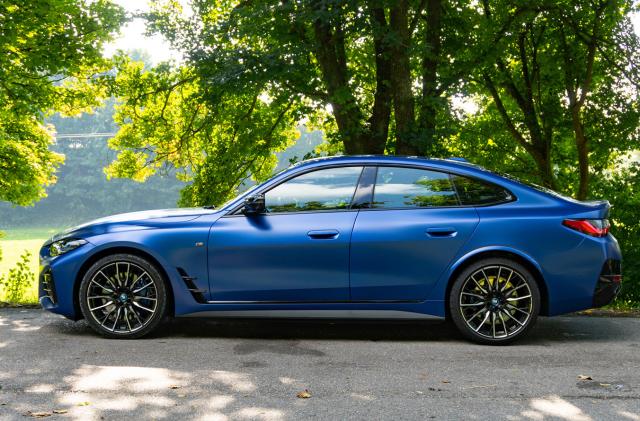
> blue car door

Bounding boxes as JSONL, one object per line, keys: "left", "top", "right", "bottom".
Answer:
{"left": 208, "top": 166, "right": 364, "bottom": 302}
{"left": 350, "top": 166, "right": 480, "bottom": 301}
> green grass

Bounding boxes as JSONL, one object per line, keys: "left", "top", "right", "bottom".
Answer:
{"left": 0, "top": 227, "right": 62, "bottom": 304}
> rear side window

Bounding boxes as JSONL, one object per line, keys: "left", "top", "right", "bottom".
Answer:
{"left": 452, "top": 175, "right": 512, "bottom": 205}
{"left": 373, "top": 167, "right": 458, "bottom": 208}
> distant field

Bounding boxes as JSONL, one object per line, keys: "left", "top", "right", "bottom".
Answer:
{"left": 0, "top": 227, "right": 62, "bottom": 303}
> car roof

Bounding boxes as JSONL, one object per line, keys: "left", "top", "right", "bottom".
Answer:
{"left": 290, "top": 155, "right": 486, "bottom": 175}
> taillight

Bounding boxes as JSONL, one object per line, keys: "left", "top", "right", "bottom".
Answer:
{"left": 562, "top": 219, "right": 610, "bottom": 237}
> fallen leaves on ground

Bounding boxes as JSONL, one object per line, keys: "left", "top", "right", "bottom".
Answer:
{"left": 76, "top": 402, "right": 90, "bottom": 407}
{"left": 26, "top": 411, "right": 51, "bottom": 418}
{"left": 169, "top": 385, "right": 182, "bottom": 390}
{"left": 52, "top": 409, "right": 68, "bottom": 414}
{"left": 296, "top": 389, "right": 312, "bottom": 399}
{"left": 577, "top": 375, "right": 593, "bottom": 381}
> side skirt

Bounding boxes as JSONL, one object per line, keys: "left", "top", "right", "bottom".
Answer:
{"left": 177, "top": 309, "right": 444, "bottom": 320}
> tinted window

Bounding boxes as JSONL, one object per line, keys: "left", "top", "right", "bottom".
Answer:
{"left": 265, "top": 166, "right": 363, "bottom": 213}
{"left": 452, "top": 175, "right": 512, "bottom": 205}
{"left": 373, "top": 167, "right": 458, "bottom": 208}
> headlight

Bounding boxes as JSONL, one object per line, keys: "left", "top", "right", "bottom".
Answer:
{"left": 49, "top": 238, "right": 87, "bottom": 257}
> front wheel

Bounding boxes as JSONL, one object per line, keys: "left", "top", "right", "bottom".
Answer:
{"left": 449, "top": 258, "right": 540, "bottom": 345}
{"left": 79, "top": 254, "right": 168, "bottom": 339}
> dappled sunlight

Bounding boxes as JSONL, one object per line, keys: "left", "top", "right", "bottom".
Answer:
{"left": 10, "top": 319, "right": 41, "bottom": 332}
{"left": 25, "top": 384, "right": 55, "bottom": 393}
{"left": 209, "top": 370, "right": 256, "bottom": 393}
{"left": 233, "top": 407, "right": 285, "bottom": 421}
{"left": 619, "top": 411, "right": 640, "bottom": 421}
{"left": 522, "top": 395, "right": 592, "bottom": 421}
{"left": 68, "top": 365, "right": 188, "bottom": 392}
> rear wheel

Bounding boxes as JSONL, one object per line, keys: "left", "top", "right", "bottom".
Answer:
{"left": 449, "top": 258, "right": 540, "bottom": 345}
{"left": 79, "top": 254, "right": 167, "bottom": 339}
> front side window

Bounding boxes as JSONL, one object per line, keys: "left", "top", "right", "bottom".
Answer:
{"left": 451, "top": 175, "right": 513, "bottom": 205}
{"left": 373, "top": 167, "right": 458, "bottom": 208}
{"left": 264, "top": 166, "right": 363, "bottom": 213}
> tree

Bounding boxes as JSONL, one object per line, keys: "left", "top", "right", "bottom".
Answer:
{"left": 466, "top": 0, "right": 640, "bottom": 198}
{"left": 0, "top": 0, "right": 124, "bottom": 206}
{"left": 107, "top": 0, "right": 476, "bottom": 205}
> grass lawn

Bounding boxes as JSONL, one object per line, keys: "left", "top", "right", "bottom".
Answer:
{"left": 0, "top": 227, "right": 62, "bottom": 304}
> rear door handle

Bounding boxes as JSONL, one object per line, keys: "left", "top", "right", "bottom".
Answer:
{"left": 307, "top": 229, "right": 340, "bottom": 240}
{"left": 426, "top": 227, "right": 457, "bottom": 238}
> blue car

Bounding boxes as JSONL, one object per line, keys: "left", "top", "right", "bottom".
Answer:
{"left": 39, "top": 156, "right": 622, "bottom": 344}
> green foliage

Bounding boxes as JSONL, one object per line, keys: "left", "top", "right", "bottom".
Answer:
{"left": 0, "top": 98, "right": 185, "bottom": 227}
{"left": 0, "top": 0, "right": 125, "bottom": 206}
{"left": 1, "top": 250, "right": 35, "bottom": 304}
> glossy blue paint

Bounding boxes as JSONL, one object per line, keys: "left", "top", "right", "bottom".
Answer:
{"left": 39, "top": 155, "right": 622, "bottom": 322}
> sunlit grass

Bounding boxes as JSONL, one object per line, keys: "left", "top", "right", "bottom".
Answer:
{"left": 0, "top": 227, "right": 61, "bottom": 304}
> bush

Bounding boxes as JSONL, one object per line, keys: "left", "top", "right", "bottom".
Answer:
{"left": 1, "top": 250, "right": 35, "bottom": 304}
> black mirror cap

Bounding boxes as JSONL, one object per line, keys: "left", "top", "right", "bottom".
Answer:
{"left": 243, "top": 194, "right": 266, "bottom": 215}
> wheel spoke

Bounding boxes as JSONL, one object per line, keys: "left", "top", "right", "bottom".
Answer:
{"left": 474, "top": 311, "right": 491, "bottom": 332}
{"left": 500, "top": 269, "right": 514, "bottom": 292}
{"left": 129, "top": 304, "right": 144, "bottom": 326}
{"left": 132, "top": 280, "right": 154, "bottom": 294}
{"left": 87, "top": 295, "right": 112, "bottom": 300}
{"left": 90, "top": 301, "right": 114, "bottom": 312}
{"left": 461, "top": 292, "right": 485, "bottom": 300}
{"left": 460, "top": 302, "right": 485, "bottom": 307}
{"left": 506, "top": 294, "right": 532, "bottom": 302}
{"left": 124, "top": 307, "right": 133, "bottom": 332}
{"left": 111, "top": 307, "right": 122, "bottom": 332}
{"left": 495, "top": 266, "right": 502, "bottom": 292}
{"left": 491, "top": 312, "right": 496, "bottom": 338}
{"left": 506, "top": 303, "right": 530, "bottom": 317}
{"left": 498, "top": 311, "right": 508, "bottom": 336}
{"left": 90, "top": 279, "right": 113, "bottom": 293}
{"left": 134, "top": 296, "right": 157, "bottom": 301}
{"left": 501, "top": 309, "right": 525, "bottom": 326}
{"left": 132, "top": 301, "right": 154, "bottom": 313}
{"left": 470, "top": 275, "right": 488, "bottom": 294}
{"left": 98, "top": 270, "right": 118, "bottom": 291}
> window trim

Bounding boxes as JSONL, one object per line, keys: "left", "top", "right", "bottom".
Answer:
{"left": 227, "top": 164, "right": 365, "bottom": 216}
{"left": 224, "top": 162, "right": 516, "bottom": 216}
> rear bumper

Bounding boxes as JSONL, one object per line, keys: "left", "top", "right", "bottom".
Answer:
{"left": 592, "top": 259, "right": 622, "bottom": 308}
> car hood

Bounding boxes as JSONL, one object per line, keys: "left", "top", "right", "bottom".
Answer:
{"left": 46, "top": 208, "right": 220, "bottom": 244}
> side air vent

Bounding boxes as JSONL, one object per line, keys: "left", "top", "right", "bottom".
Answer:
{"left": 177, "top": 267, "right": 207, "bottom": 304}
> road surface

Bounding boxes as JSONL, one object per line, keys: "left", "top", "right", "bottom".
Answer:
{"left": 1, "top": 308, "right": 639, "bottom": 420}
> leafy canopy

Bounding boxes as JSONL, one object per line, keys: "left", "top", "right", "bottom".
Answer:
{"left": 0, "top": 0, "right": 125, "bottom": 205}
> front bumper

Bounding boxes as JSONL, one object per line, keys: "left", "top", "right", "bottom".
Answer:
{"left": 38, "top": 241, "right": 94, "bottom": 320}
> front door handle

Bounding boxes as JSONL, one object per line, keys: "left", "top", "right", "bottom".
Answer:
{"left": 307, "top": 229, "right": 340, "bottom": 240}
{"left": 426, "top": 227, "right": 457, "bottom": 238}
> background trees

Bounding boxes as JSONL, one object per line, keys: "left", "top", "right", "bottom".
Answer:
{"left": 107, "top": 0, "right": 639, "bottom": 207}
{"left": 0, "top": 0, "right": 125, "bottom": 205}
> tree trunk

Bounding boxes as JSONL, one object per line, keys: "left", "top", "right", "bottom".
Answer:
{"left": 572, "top": 107, "right": 589, "bottom": 200}
{"left": 419, "top": 0, "right": 442, "bottom": 153}
{"left": 366, "top": 5, "right": 393, "bottom": 155}
{"left": 310, "top": 2, "right": 366, "bottom": 154}
{"left": 389, "top": 0, "right": 418, "bottom": 155}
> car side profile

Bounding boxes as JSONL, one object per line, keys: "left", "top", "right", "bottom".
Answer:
{"left": 39, "top": 156, "right": 622, "bottom": 344}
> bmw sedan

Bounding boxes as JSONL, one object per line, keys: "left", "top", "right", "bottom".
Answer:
{"left": 39, "top": 156, "right": 622, "bottom": 344}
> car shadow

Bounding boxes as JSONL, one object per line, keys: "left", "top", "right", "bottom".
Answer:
{"left": 43, "top": 313, "right": 632, "bottom": 344}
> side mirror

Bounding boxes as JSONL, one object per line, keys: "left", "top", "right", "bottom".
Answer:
{"left": 243, "top": 194, "right": 266, "bottom": 215}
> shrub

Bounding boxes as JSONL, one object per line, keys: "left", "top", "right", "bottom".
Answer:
{"left": 2, "top": 250, "right": 35, "bottom": 304}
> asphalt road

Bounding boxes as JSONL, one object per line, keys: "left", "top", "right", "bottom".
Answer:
{"left": 1, "top": 308, "right": 639, "bottom": 420}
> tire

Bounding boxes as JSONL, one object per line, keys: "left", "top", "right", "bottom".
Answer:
{"left": 79, "top": 253, "right": 168, "bottom": 339}
{"left": 449, "top": 258, "right": 540, "bottom": 345}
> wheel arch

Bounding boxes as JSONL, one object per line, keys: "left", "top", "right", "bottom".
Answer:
{"left": 444, "top": 248, "right": 549, "bottom": 319}
{"left": 73, "top": 246, "right": 176, "bottom": 319}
